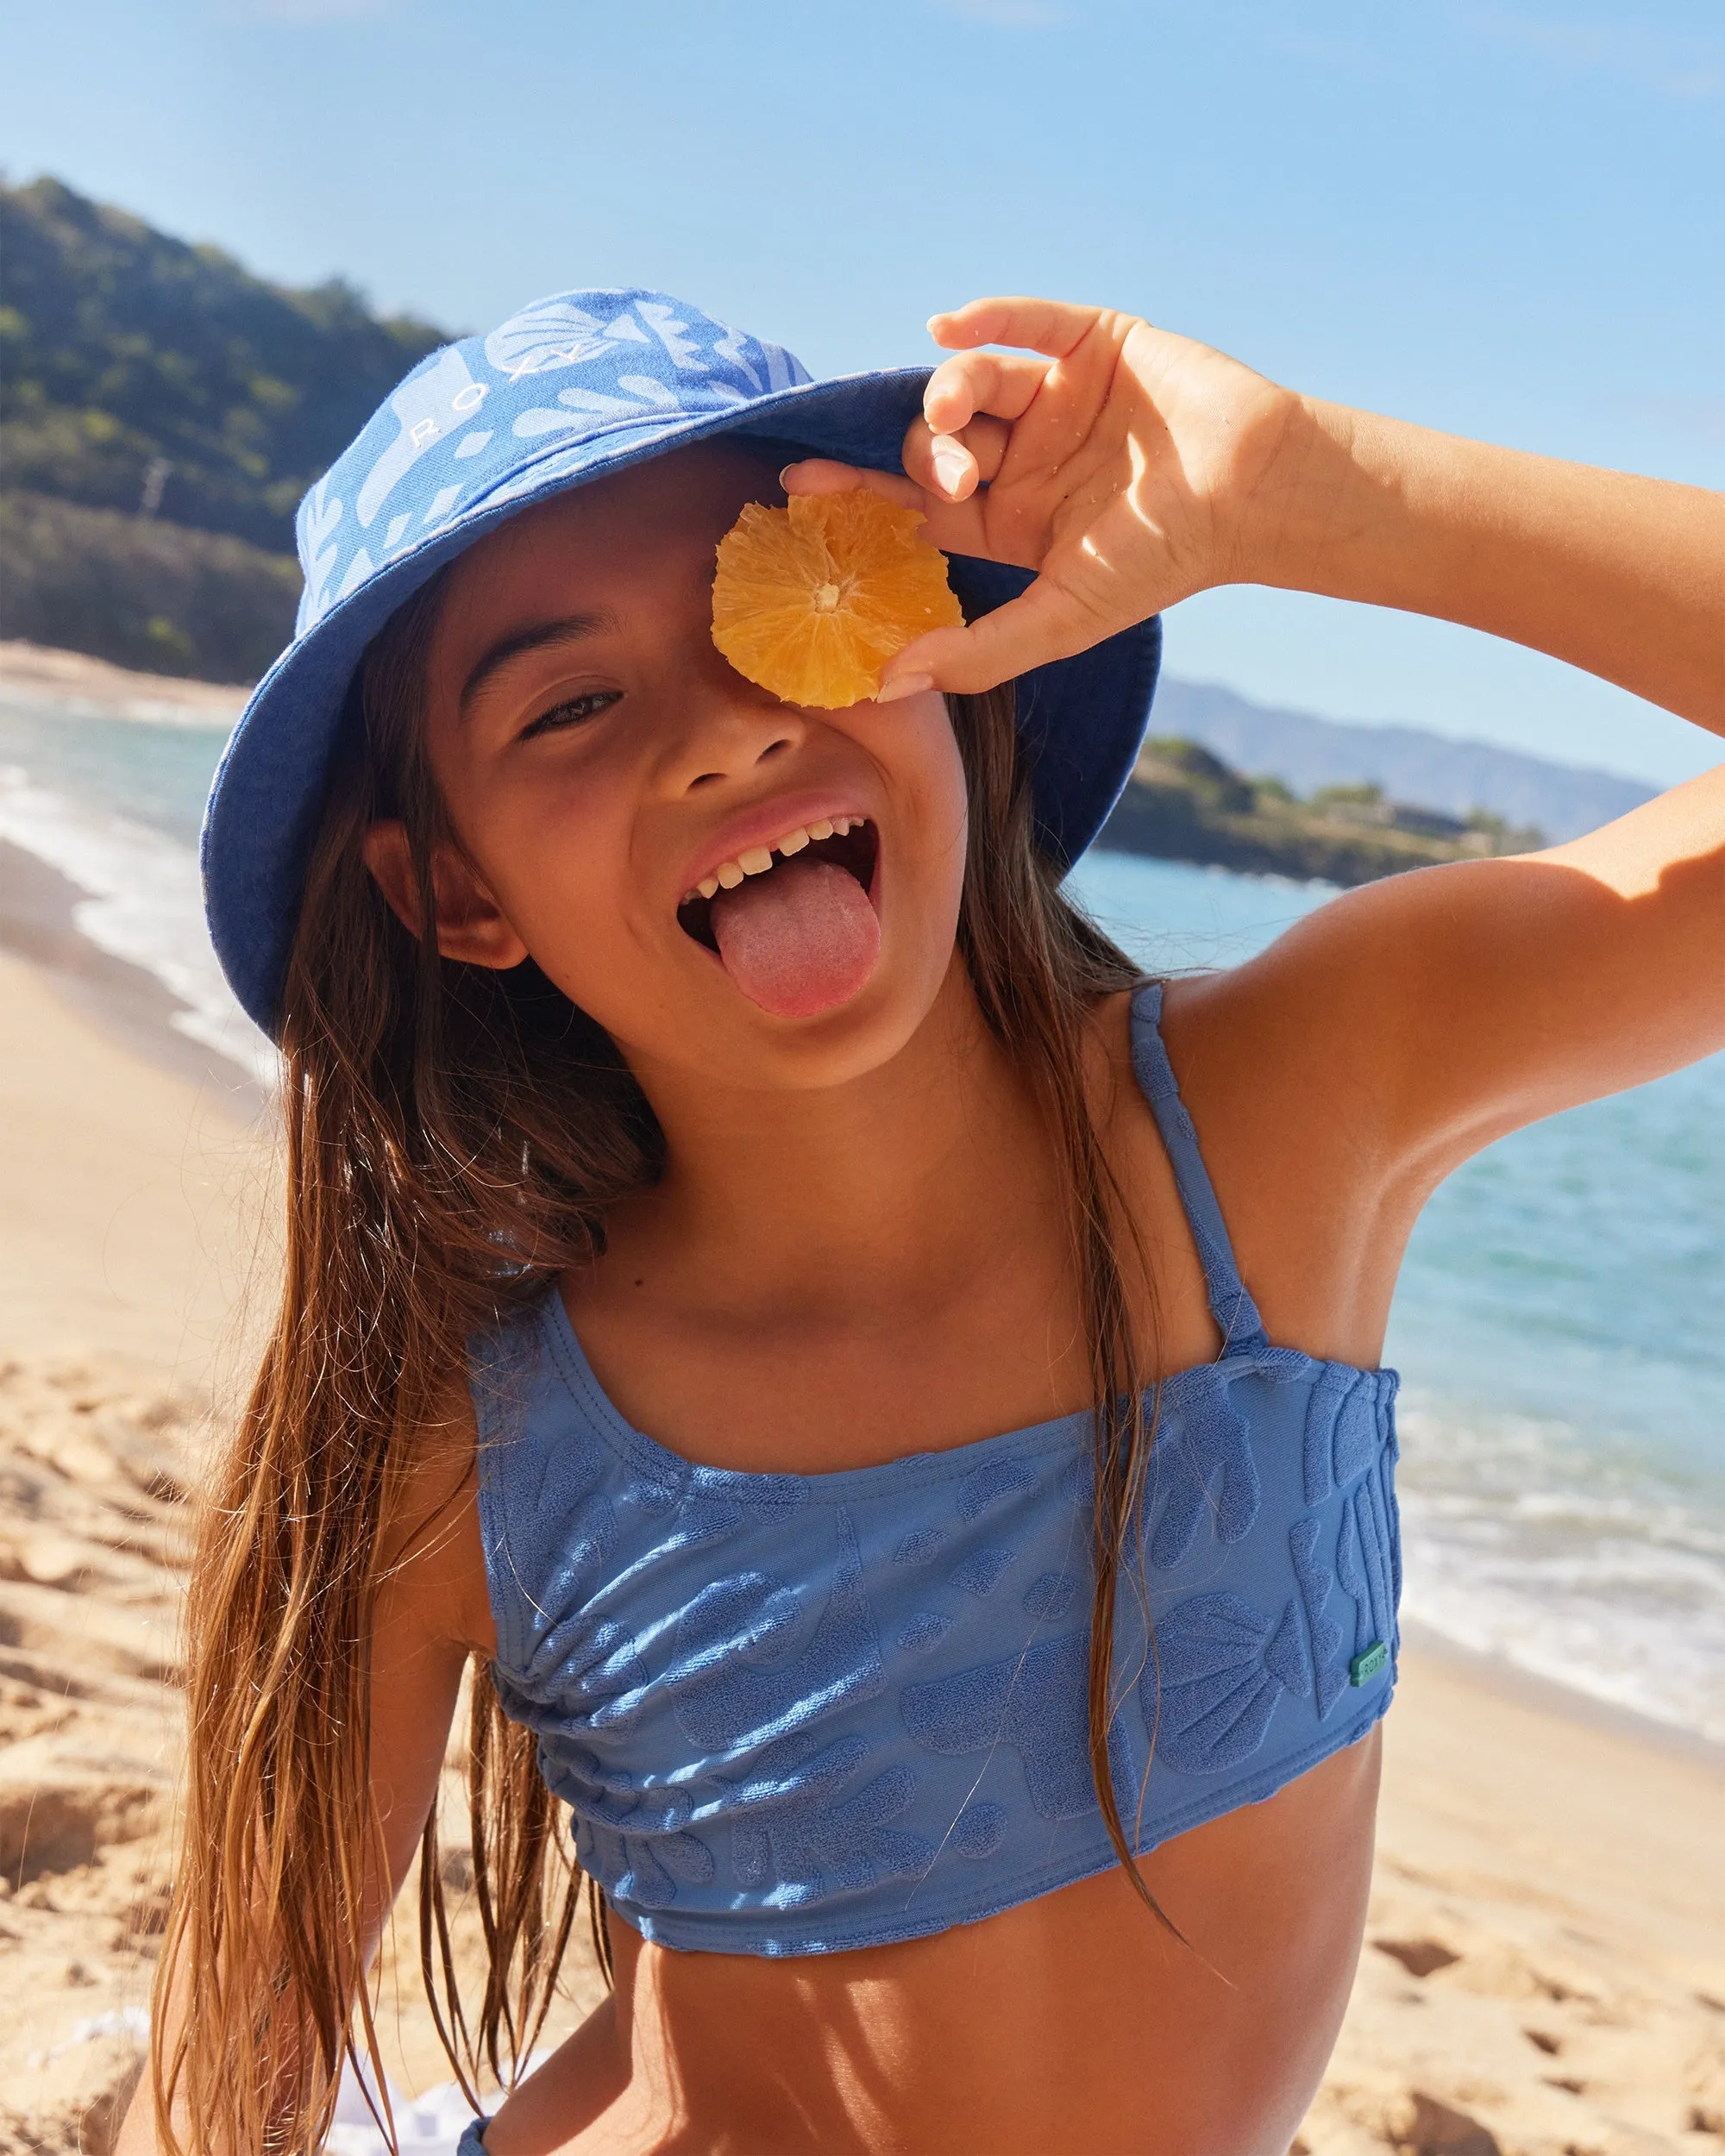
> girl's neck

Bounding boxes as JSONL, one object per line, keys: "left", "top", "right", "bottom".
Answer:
{"left": 599, "top": 965, "right": 1063, "bottom": 1320}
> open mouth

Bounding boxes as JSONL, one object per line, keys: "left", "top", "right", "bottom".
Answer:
{"left": 676, "top": 816, "right": 879, "bottom": 952}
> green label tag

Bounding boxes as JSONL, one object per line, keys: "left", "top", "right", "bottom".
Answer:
{"left": 1349, "top": 1640, "right": 1389, "bottom": 1686}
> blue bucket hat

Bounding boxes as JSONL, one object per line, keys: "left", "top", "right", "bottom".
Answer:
{"left": 202, "top": 287, "right": 1161, "bottom": 1033}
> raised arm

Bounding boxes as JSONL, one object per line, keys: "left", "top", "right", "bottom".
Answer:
{"left": 1194, "top": 372, "right": 1725, "bottom": 1167}
{"left": 786, "top": 297, "right": 1725, "bottom": 1169}
{"left": 1231, "top": 399, "right": 1722, "bottom": 734}
{"left": 789, "top": 295, "right": 1723, "bottom": 736}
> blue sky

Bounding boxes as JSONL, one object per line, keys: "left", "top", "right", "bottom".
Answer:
{"left": 2, "top": 0, "right": 1720, "bottom": 787}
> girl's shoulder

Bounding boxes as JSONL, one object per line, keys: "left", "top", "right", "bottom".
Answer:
{"left": 1136, "top": 887, "right": 1439, "bottom": 1187}
{"left": 1091, "top": 966, "right": 1364, "bottom": 1162}
{"left": 1095, "top": 966, "right": 1407, "bottom": 1369}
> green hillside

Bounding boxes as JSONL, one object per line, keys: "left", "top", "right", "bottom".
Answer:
{"left": 1100, "top": 738, "right": 1540, "bottom": 884}
{"left": 0, "top": 492, "right": 304, "bottom": 681}
{"left": 0, "top": 176, "right": 448, "bottom": 678}
{"left": 1, "top": 176, "right": 445, "bottom": 548}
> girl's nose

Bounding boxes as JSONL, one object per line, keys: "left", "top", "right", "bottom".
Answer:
{"left": 664, "top": 674, "right": 808, "bottom": 795}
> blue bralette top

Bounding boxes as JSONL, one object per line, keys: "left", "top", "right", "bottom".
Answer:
{"left": 471, "top": 981, "right": 1402, "bottom": 1958}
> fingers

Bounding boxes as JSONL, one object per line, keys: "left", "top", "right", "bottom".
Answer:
{"left": 781, "top": 454, "right": 992, "bottom": 556}
{"left": 879, "top": 574, "right": 1108, "bottom": 699}
{"left": 928, "top": 297, "right": 1112, "bottom": 361}
{"left": 900, "top": 413, "right": 1013, "bottom": 503}
{"left": 780, "top": 459, "right": 924, "bottom": 509}
{"left": 922, "top": 349, "right": 1047, "bottom": 437}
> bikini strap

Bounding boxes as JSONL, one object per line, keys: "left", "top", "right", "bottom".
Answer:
{"left": 1128, "top": 981, "right": 1269, "bottom": 1357}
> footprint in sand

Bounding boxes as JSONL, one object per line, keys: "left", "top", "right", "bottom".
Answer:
{"left": 1398, "top": 2091, "right": 1502, "bottom": 2154}
{"left": 1373, "top": 1937, "right": 1463, "bottom": 1979}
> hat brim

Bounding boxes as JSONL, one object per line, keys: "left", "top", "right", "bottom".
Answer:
{"left": 202, "top": 367, "right": 1157, "bottom": 1033}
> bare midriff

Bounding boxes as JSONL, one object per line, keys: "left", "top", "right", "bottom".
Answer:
{"left": 481, "top": 1729, "right": 1380, "bottom": 2156}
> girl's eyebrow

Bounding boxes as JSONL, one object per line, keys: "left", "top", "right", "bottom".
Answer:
{"left": 459, "top": 610, "right": 620, "bottom": 718}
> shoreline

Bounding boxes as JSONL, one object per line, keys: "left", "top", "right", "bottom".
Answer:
{"left": 0, "top": 833, "right": 268, "bottom": 1117}
{"left": 0, "top": 637, "right": 248, "bottom": 725}
{"left": 1399, "top": 1616, "right": 1725, "bottom": 1774}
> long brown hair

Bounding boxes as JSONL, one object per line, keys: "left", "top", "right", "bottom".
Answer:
{"left": 153, "top": 568, "right": 1164, "bottom": 2152}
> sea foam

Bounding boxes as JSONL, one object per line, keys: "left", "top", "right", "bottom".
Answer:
{"left": 0, "top": 762, "right": 277, "bottom": 1089}
{"left": 1396, "top": 1395, "right": 1725, "bottom": 1745}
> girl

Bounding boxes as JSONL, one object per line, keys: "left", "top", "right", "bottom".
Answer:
{"left": 123, "top": 291, "right": 1722, "bottom": 2154}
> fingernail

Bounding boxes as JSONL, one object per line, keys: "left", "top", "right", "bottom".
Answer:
{"left": 778, "top": 465, "right": 797, "bottom": 486}
{"left": 875, "top": 672, "right": 934, "bottom": 705}
{"left": 932, "top": 450, "right": 968, "bottom": 495}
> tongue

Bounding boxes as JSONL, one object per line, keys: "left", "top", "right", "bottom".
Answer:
{"left": 709, "top": 856, "right": 880, "bottom": 1018}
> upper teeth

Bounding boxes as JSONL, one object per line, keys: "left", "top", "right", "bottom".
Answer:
{"left": 688, "top": 818, "right": 863, "bottom": 903}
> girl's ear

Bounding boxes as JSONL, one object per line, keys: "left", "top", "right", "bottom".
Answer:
{"left": 361, "top": 820, "right": 530, "bottom": 970}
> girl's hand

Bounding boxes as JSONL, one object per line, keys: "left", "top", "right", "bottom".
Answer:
{"left": 783, "top": 297, "right": 1297, "bottom": 696}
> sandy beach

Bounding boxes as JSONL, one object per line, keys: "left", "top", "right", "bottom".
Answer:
{"left": 0, "top": 825, "right": 1720, "bottom": 2154}
{"left": 0, "top": 642, "right": 249, "bottom": 730}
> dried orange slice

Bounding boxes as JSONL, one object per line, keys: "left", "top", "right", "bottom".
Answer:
{"left": 712, "top": 491, "right": 963, "bottom": 708}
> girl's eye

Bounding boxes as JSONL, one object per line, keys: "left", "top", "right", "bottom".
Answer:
{"left": 520, "top": 689, "right": 622, "bottom": 740}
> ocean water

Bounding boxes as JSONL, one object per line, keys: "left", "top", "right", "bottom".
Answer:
{"left": 0, "top": 692, "right": 276, "bottom": 1086}
{"left": 3, "top": 694, "right": 1722, "bottom": 1745}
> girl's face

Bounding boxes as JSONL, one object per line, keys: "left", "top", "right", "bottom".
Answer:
{"left": 374, "top": 444, "right": 971, "bottom": 1094}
